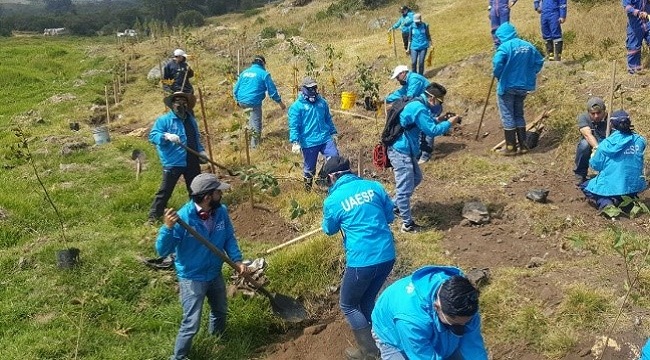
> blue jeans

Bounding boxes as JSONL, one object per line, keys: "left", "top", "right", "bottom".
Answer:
{"left": 574, "top": 138, "right": 600, "bottom": 178}
{"left": 340, "top": 260, "right": 395, "bottom": 330}
{"left": 172, "top": 276, "right": 228, "bottom": 360}
{"left": 302, "top": 139, "right": 339, "bottom": 178}
{"left": 410, "top": 48, "right": 428, "bottom": 75}
{"left": 374, "top": 334, "right": 463, "bottom": 360}
{"left": 387, "top": 148, "right": 422, "bottom": 225}
{"left": 497, "top": 89, "right": 527, "bottom": 130}
{"left": 240, "top": 103, "right": 263, "bottom": 148}
{"left": 149, "top": 165, "right": 200, "bottom": 219}
{"left": 419, "top": 134, "right": 435, "bottom": 162}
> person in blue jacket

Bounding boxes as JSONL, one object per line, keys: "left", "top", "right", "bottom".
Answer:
{"left": 388, "top": 83, "right": 461, "bottom": 232}
{"left": 320, "top": 156, "right": 396, "bottom": 360}
{"left": 163, "top": 49, "right": 194, "bottom": 95}
{"left": 622, "top": 0, "right": 650, "bottom": 74}
{"left": 371, "top": 265, "right": 488, "bottom": 360}
{"left": 581, "top": 110, "right": 647, "bottom": 212}
{"left": 493, "top": 22, "right": 544, "bottom": 156}
{"left": 147, "top": 92, "right": 208, "bottom": 224}
{"left": 408, "top": 13, "right": 432, "bottom": 75}
{"left": 641, "top": 338, "right": 650, "bottom": 360}
{"left": 389, "top": 5, "right": 415, "bottom": 53}
{"left": 533, "top": 0, "right": 567, "bottom": 61}
{"left": 573, "top": 97, "right": 608, "bottom": 185}
{"left": 156, "top": 173, "right": 249, "bottom": 360}
{"left": 489, "top": 0, "right": 517, "bottom": 47}
{"left": 385, "top": 65, "right": 430, "bottom": 104}
{"left": 233, "top": 55, "right": 286, "bottom": 149}
{"left": 288, "top": 77, "right": 339, "bottom": 191}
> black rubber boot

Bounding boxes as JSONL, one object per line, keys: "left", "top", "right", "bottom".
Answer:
{"left": 516, "top": 127, "right": 528, "bottom": 154}
{"left": 303, "top": 176, "right": 313, "bottom": 191}
{"left": 499, "top": 129, "right": 518, "bottom": 156}
{"left": 554, "top": 40, "right": 563, "bottom": 61}
{"left": 345, "top": 326, "right": 379, "bottom": 360}
{"left": 545, "top": 40, "right": 554, "bottom": 61}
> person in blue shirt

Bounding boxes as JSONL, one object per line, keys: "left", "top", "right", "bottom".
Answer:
{"left": 641, "top": 338, "right": 650, "bottom": 360}
{"left": 163, "top": 49, "right": 194, "bottom": 95}
{"left": 388, "top": 83, "right": 461, "bottom": 232}
{"left": 622, "top": 0, "right": 650, "bottom": 74}
{"left": 288, "top": 77, "right": 339, "bottom": 191}
{"left": 581, "top": 110, "right": 647, "bottom": 212}
{"left": 574, "top": 97, "right": 608, "bottom": 185}
{"left": 233, "top": 55, "right": 286, "bottom": 149}
{"left": 385, "top": 65, "right": 430, "bottom": 104}
{"left": 408, "top": 13, "right": 432, "bottom": 75}
{"left": 489, "top": 0, "right": 517, "bottom": 47}
{"left": 533, "top": 0, "right": 567, "bottom": 61}
{"left": 389, "top": 5, "right": 415, "bottom": 53}
{"left": 156, "top": 173, "right": 249, "bottom": 360}
{"left": 371, "top": 266, "right": 488, "bottom": 360}
{"left": 147, "top": 92, "right": 208, "bottom": 224}
{"left": 320, "top": 156, "right": 396, "bottom": 360}
{"left": 493, "top": 22, "right": 544, "bottom": 156}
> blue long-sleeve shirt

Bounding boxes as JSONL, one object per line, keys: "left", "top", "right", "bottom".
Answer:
{"left": 392, "top": 11, "right": 415, "bottom": 33}
{"left": 492, "top": 22, "right": 544, "bottom": 95}
{"left": 533, "top": 0, "right": 567, "bottom": 17}
{"left": 288, "top": 93, "right": 337, "bottom": 148}
{"left": 233, "top": 63, "right": 282, "bottom": 107}
{"left": 385, "top": 72, "right": 430, "bottom": 103}
{"left": 149, "top": 111, "right": 204, "bottom": 167}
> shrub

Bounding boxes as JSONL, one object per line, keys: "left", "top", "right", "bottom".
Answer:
{"left": 175, "top": 10, "right": 204, "bottom": 27}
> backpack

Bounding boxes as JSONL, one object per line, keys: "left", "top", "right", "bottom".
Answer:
{"left": 372, "top": 97, "right": 422, "bottom": 170}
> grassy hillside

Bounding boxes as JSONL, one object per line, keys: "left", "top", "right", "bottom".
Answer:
{"left": 2, "top": 0, "right": 650, "bottom": 359}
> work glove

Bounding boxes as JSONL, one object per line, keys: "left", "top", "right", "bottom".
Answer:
{"left": 331, "top": 134, "right": 338, "bottom": 145}
{"left": 199, "top": 151, "right": 209, "bottom": 164}
{"left": 164, "top": 133, "right": 181, "bottom": 144}
{"left": 291, "top": 143, "right": 301, "bottom": 154}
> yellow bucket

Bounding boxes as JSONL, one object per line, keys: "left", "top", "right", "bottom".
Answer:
{"left": 340, "top": 91, "right": 357, "bottom": 110}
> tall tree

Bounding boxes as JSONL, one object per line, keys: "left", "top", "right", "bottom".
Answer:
{"left": 44, "top": 0, "right": 74, "bottom": 14}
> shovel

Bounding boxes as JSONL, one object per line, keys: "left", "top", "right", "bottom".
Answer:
{"left": 175, "top": 218, "right": 308, "bottom": 323}
{"left": 175, "top": 142, "right": 240, "bottom": 176}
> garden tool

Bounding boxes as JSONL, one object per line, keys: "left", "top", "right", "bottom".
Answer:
{"left": 175, "top": 142, "right": 239, "bottom": 176}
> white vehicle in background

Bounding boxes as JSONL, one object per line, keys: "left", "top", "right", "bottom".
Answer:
{"left": 117, "top": 29, "right": 137, "bottom": 37}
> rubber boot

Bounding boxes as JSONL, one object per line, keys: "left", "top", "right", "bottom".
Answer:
{"left": 516, "top": 127, "right": 528, "bottom": 154}
{"left": 303, "top": 176, "right": 313, "bottom": 192}
{"left": 499, "top": 129, "right": 518, "bottom": 156}
{"left": 554, "top": 40, "right": 563, "bottom": 61}
{"left": 345, "top": 326, "right": 380, "bottom": 360}
{"left": 545, "top": 40, "right": 554, "bottom": 61}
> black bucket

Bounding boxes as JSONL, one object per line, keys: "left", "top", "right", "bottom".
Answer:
{"left": 526, "top": 131, "right": 540, "bottom": 149}
{"left": 56, "top": 247, "right": 80, "bottom": 269}
{"left": 364, "top": 96, "right": 377, "bottom": 111}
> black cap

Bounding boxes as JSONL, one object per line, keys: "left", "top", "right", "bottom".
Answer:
{"left": 425, "top": 82, "right": 447, "bottom": 101}
{"left": 321, "top": 156, "right": 351, "bottom": 176}
{"left": 253, "top": 55, "right": 266, "bottom": 66}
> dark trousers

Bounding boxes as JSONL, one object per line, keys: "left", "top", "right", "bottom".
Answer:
{"left": 401, "top": 32, "right": 409, "bottom": 50}
{"left": 148, "top": 164, "right": 200, "bottom": 219}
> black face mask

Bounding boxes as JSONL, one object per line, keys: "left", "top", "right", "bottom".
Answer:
{"left": 398, "top": 79, "right": 407, "bottom": 86}
{"left": 173, "top": 103, "right": 188, "bottom": 120}
{"left": 441, "top": 321, "right": 466, "bottom": 336}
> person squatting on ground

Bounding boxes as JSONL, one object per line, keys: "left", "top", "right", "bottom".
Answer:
{"left": 574, "top": 97, "right": 608, "bottom": 185}
{"left": 492, "top": 22, "right": 544, "bottom": 156}
{"left": 233, "top": 55, "right": 286, "bottom": 149}
{"left": 389, "top": 5, "right": 415, "bottom": 53}
{"left": 622, "top": 0, "right": 650, "bottom": 74}
{"left": 320, "top": 156, "right": 396, "bottom": 360}
{"left": 533, "top": 0, "right": 567, "bottom": 61}
{"left": 408, "top": 13, "right": 432, "bottom": 75}
{"left": 489, "top": 0, "right": 517, "bottom": 47}
{"left": 288, "top": 77, "right": 339, "bottom": 191}
{"left": 155, "top": 173, "right": 249, "bottom": 360}
{"left": 580, "top": 110, "right": 647, "bottom": 212}
{"left": 385, "top": 65, "right": 430, "bottom": 104}
{"left": 163, "top": 49, "right": 194, "bottom": 94}
{"left": 371, "top": 266, "right": 488, "bottom": 360}
{"left": 148, "top": 92, "right": 208, "bottom": 224}
{"left": 388, "top": 83, "right": 461, "bottom": 233}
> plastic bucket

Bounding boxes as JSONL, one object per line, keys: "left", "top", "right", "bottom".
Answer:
{"left": 56, "top": 247, "right": 80, "bottom": 269}
{"left": 340, "top": 91, "right": 357, "bottom": 110}
{"left": 92, "top": 126, "right": 110, "bottom": 145}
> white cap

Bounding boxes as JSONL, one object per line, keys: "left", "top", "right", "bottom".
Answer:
{"left": 413, "top": 13, "right": 422, "bottom": 22}
{"left": 391, "top": 65, "right": 409, "bottom": 79}
{"left": 173, "top": 49, "right": 187, "bottom": 58}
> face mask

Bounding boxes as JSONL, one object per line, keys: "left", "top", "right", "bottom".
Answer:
{"left": 442, "top": 321, "right": 466, "bottom": 336}
{"left": 398, "top": 79, "right": 407, "bottom": 86}
{"left": 301, "top": 86, "right": 318, "bottom": 103}
{"left": 429, "top": 103, "right": 442, "bottom": 115}
{"left": 173, "top": 102, "right": 188, "bottom": 120}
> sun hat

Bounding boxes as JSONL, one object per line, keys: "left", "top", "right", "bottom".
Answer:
{"left": 163, "top": 91, "right": 196, "bottom": 110}
{"left": 301, "top": 76, "right": 318, "bottom": 88}
{"left": 173, "top": 49, "right": 188, "bottom": 58}
{"left": 391, "top": 65, "right": 409, "bottom": 79}
{"left": 413, "top": 13, "right": 422, "bottom": 23}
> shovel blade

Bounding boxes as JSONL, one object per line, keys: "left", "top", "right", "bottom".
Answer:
{"left": 269, "top": 293, "right": 308, "bottom": 323}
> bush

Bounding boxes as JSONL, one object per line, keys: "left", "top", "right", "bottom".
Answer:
{"left": 260, "top": 26, "right": 277, "bottom": 39}
{"left": 175, "top": 10, "right": 204, "bottom": 27}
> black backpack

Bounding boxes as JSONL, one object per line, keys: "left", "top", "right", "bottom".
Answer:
{"left": 380, "top": 96, "right": 422, "bottom": 146}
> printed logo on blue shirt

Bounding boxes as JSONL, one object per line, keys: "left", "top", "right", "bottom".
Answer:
{"left": 340, "top": 190, "right": 375, "bottom": 211}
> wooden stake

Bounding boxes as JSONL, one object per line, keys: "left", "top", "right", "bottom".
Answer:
{"left": 265, "top": 228, "right": 322, "bottom": 254}
{"left": 124, "top": 61, "right": 128, "bottom": 84}
{"left": 331, "top": 109, "right": 376, "bottom": 121}
{"left": 244, "top": 128, "right": 254, "bottom": 209}
{"left": 606, "top": 60, "right": 616, "bottom": 137}
{"left": 113, "top": 77, "right": 118, "bottom": 105}
{"left": 104, "top": 85, "right": 111, "bottom": 124}
{"left": 116, "top": 74, "right": 121, "bottom": 100}
{"left": 392, "top": 30, "right": 397, "bottom": 58}
{"left": 475, "top": 76, "right": 495, "bottom": 141}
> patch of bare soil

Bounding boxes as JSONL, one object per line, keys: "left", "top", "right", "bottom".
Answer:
{"left": 229, "top": 204, "right": 298, "bottom": 244}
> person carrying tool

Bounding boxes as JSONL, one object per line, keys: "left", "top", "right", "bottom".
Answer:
{"left": 147, "top": 92, "right": 208, "bottom": 225}
{"left": 156, "top": 173, "right": 249, "bottom": 360}
{"left": 492, "top": 22, "right": 544, "bottom": 156}
{"left": 622, "top": 0, "right": 650, "bottom": 74}
{"left": 573, "top": 97, "right": 608, "bottom": 186}
{"left": 388, "top": 83, "right": 461, "bottom": 232}
{"left": 533, "top": 0, "right": 567, "bottom": 61}
{"left": 580, "top": 110, "right": 647, "bottom": 212}
{"left": 489, "top": 0, "right": 517, "bottom": 47}
{"left": 389, "top": 5, "right": 415, "bottom": 53}
{"left": 385, "top": 65, "right": 430, "bottom": 104}
{"left": 288, "top": 76, "right": 339, "bottom": 191}
{"left": 320, "top": 156, "right": 396, "bottom": 360}
{"left": 163, "top": 49, "right": 194, "bottom": 94}
{"left": 371, "top": 265, "right": 488, "bottom": 360}
{"left": 233, "top": 55, "right": 286, "bottom": 149}
{"left": 408, "top": 13, "right": 432, "bottom": 75}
